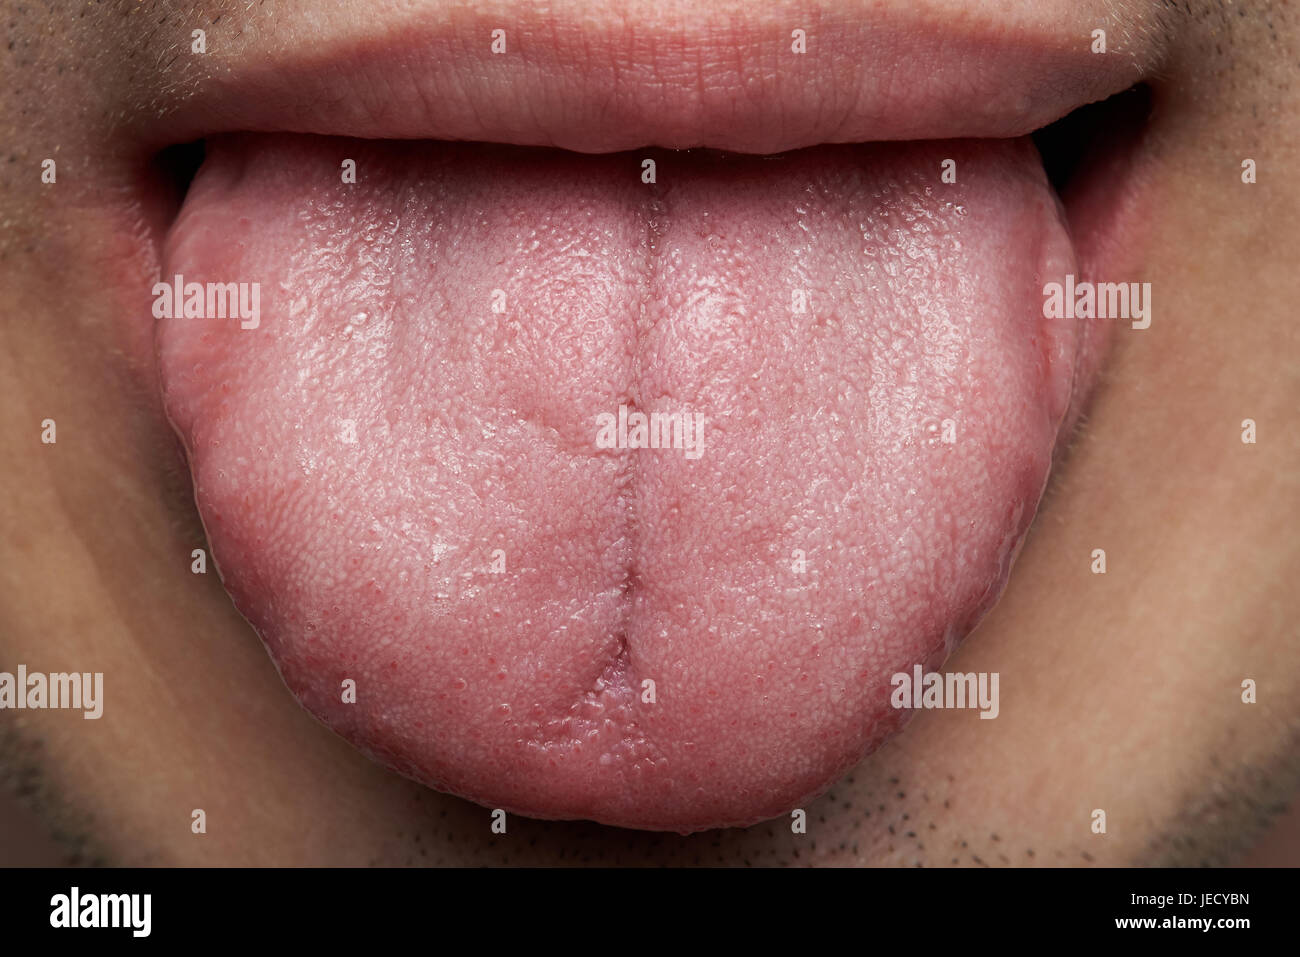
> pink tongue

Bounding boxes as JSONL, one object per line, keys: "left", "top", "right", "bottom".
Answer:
{"left": 158, "top": 135, "right": 1076, "bottom": 831}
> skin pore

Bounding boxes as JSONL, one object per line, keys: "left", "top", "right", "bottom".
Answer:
{"left": 1, "top": 0, "right": 1297, "bottom": 865}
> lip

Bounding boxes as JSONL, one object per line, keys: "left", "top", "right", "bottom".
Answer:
{"left": 133, "top": 0, "right": 1160, "bottom": 154}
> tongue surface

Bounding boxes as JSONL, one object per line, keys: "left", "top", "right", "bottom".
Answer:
{"left": 158, "top": 134, "right": 1076, "bottom": 831}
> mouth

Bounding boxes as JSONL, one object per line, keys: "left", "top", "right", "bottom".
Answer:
{"left": 136, "top": 2, "right": 1159, "bottom": 832}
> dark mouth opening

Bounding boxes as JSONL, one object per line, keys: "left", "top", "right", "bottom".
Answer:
{"left": 1033, "top": 82, "right": 1153, "bottom": 196}
{"left": 152, "top": 139, "right": 205, "bottom": 209}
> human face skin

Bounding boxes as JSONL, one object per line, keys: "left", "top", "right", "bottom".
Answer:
{"left": 1, "top": 0, "right": 1297, "bottom": 863}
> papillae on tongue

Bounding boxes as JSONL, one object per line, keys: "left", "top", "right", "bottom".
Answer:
{"left": 156, "top": 134, "right": 1077, "bottom": 831}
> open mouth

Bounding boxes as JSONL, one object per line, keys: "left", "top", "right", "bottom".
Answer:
{"left": 135, "top": 6, "right": 1158, "bottom": 833}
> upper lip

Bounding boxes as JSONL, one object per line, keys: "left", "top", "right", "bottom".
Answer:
{"left": 137, "top": 0, "right": 1157, "bottom": 154}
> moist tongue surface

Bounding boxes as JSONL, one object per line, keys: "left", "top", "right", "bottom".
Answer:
{"left": 157, "top": 134, "right": 1076, "bottom": 831}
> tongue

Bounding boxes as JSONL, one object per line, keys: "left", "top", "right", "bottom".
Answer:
{"left": 157, "top": 134, "right": 1077, "bottom": 831}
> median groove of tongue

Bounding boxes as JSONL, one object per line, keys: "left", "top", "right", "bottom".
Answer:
{"left": 520, "top": 162, "right": 667, "bottom": 781}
